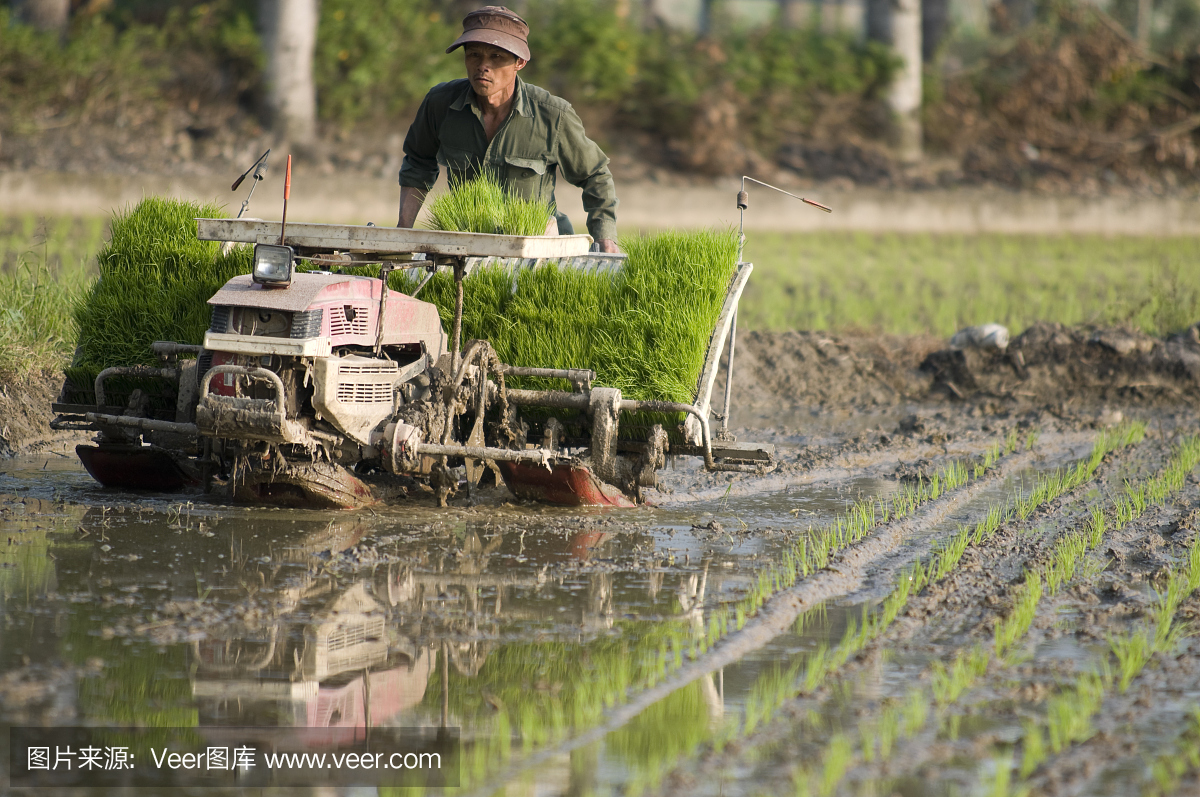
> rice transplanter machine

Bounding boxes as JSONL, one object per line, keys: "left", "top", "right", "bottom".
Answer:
{"left": 53, "top": 211, "right": 780, "bottom": 508}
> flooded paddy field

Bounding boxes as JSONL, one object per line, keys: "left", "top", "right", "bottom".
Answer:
{"left": 5, "top": 324, "right": 1200, "bottom": 796}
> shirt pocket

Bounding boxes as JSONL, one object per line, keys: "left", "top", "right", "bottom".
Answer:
{"left": 502, "top": 155, "right": 550, "bottom": 200}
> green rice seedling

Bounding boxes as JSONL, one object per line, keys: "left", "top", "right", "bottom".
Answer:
{"left": 995, "top": 571, "right": 1043, "bottom": 660}
{"left": 424, "top": 170, "right": 553, "bottom": 236}
{"left": 1186, "top": 541, "right": 1200, "bottom": 592}
{"left": 943, "top": 712, "right": 964, "bottom": 741}
{"left": 876, "top": 706, "right": 901, "bottom": 760}
{"left": 1046, "top": 670, "right": 1108, "bottom": 753}
{"left": 802, "top": 645, "right": 831, "bottom": 694}
{"left": 933, "top": 525, "right": 973, "bottom": 581}
{"left": 1044, "top": 532, "right": 1089, "bottom": 596}
{"left": 985, "top": 755, "right": 1012, "bottom": 797}
{"left": 931, "top": 647, "right": 990, "bottom": 705}
{"left": 1109, "top": 629, "right": 1156, "bottom": 693}
{"left": 816, "top": 734, "right": 853, "bottom": 797}
{"left": 858, "top": 719, "right": 876, "bottom": 763}
{"left": 743, "top": 658, "right": 805, "bottom": 736}
{"left": 1086, "top": 506, "right": 1107, "bottom": 548}
{"left": 973, "top": 504, "right": 1010, "bottom": 545}
{"left": 69, "top": 197, "right": 252, "bottom": 391}
{"left": 901, "top": 689, "right": 928, "bottom": 736}
{"left": 1019, "top": 719, "right": 1046, "bottom": 777}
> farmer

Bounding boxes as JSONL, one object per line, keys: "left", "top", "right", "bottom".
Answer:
{"left": 396, "top": 5, "right": 619, "bottom": 252}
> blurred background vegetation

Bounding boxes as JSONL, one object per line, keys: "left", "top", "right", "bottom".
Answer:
{"left": 4, "top": 0, "right": 1200, "bottom": 185}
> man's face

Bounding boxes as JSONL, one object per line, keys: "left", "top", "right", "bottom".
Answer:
{"left": 464, "top": 42, "right": 526, "bottom": 100}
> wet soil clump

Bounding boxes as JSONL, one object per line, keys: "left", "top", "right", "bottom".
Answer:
{"left": 729, "top": 323, "right": 1200, "bottom": 427}
{"left": 0, "top": 371, "right": 75, "bottom": 457}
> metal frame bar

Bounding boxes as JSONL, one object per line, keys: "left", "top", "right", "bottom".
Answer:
{"left": 198, "top": 365, "right": 287, "bottom": 416}
{"left": 95, "top": 366, "right": 178, "bottom": 408}
{"left": 692, "top": 262, "right": 754, "bottom": 421}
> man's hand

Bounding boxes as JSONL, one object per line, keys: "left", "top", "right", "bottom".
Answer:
{"left": 397, "top": 186, "right": 428, "bottom": 228}
{"left": 595, "top": 239, "right": 619, "bottom": 254}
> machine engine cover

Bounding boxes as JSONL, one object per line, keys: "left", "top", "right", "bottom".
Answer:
{"left": 312, "top": 356, "right": 400, "bottom": 444}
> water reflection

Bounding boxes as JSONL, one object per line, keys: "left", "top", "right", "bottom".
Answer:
{"left": 1, "top": 492, "right": 760, "bottom": 793}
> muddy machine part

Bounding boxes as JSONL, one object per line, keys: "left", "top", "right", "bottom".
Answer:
{"left": 53, "top": 198, "right": 805, "bottom": 507}
{"left": 54, "top": 345, "right": 205, "bottom": 491}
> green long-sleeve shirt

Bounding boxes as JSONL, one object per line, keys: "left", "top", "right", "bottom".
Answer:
{"left": 399, "top": 77, "right": 618, "bottom": 242}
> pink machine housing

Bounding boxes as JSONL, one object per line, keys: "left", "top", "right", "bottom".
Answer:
{"left": 205, "top": 272, "right": 445, "bottom": 357}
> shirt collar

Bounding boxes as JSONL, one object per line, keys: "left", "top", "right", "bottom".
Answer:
{"left": 449, "top": 76, "right": 531, "bottom": 118}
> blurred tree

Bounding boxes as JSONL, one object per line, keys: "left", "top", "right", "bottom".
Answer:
{"left": 11, "top": 0, "right": 69, "bottom": 33}
{"left": 922, "top": 0, "right": 949, "bottom": 61}
{"left": 259, "top": 0, "right": 317, "bottom": 145}
{"left": 866, "top": 0, "right": 922, "bottom": 159}
{"left": 778, "top": 0, "right": 804, "bottom": 28}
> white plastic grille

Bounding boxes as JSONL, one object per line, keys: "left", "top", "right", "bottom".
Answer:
{"left": 328, "top": 305, "right": 369, "bottom": 336}
{"left": 325, "top": 617, "right": 384, "bottom": 652}
{"left": 336, "top": 382, "right": 393, "bottom": 404}
{"left": 338, "top": 363, "right": 397, "bottom": 375}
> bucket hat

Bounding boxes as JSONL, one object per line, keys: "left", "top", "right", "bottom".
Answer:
{"left": 446, "top": 6, "right": 531, "bottom": 62}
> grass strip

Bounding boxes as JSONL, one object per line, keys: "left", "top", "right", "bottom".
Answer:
{"left": 0, "top": 257, "right": 89, "bottom": 381}
{"left": 741, "top": 231, "right": 1200, "bottom": 338}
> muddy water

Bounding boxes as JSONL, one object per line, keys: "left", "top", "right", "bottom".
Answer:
{"left": 5, "top": 426, "right": 1107, "bottom": 797}
{"left": 0, "top": 445, "right": 916, "bottom": 795}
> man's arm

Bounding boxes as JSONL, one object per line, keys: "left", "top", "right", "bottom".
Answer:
{"left": 398, "top": 90, "right": 442, "bottom": 227}
{"left": 397, "top": 186, "right": 428, "bottom": 228}
{"left": 553, "top": 105, "right": 619, "bottom": 252}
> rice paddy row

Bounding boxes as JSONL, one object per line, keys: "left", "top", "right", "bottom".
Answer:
{"left": 778, "top": 433, "right": 1196, "bottom": 795}
{"left": 786, "top": 428, "right": 1187, "bottom": 796}
{"left": 982, "top": 434, "right": 1200, "bottom": 795}
{"left": 690, "top": 446, "right": 997, "bottom": 660}
{"left": 784, "top": 430, "right": 1149, "bottom": 794}
{"left": 610, "top": 426, "right": 1145, "bottom": 794}
{"left": 666, "top": 422, "right": 1143, "bottom": 794}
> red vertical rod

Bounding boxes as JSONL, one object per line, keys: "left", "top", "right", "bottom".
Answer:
{"left": 279, "top": 154, "right": 292, "bottom": 246}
